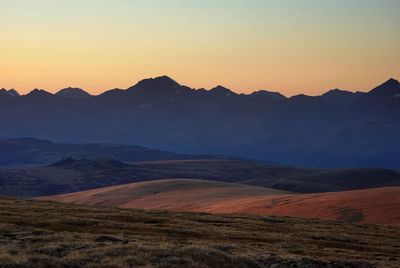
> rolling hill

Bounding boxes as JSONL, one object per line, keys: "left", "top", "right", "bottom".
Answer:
{"left": 0, "top": 198, "right": 399, "bottom": 267}
{"left": 40, "top": 180, "right": 400, "bottom": 226}
{"left": 37, "top": 179, "right": 289, "bottom": 211}
{"left": 2, "top": 158, "right": 400, "bottom": 197}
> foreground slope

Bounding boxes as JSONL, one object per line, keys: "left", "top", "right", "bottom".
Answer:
{"left": 207, "top": 186, "right": 400, "bottom": 227}
{"left": 41, "top": 180, "right": 400, "bottom": 226}
{"left": 0, "top": 198, "right": 399, "bottom": 267}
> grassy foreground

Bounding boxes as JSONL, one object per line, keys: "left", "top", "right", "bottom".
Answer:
{"left": 0, "top": 198, "right": 399, "bottom": 267}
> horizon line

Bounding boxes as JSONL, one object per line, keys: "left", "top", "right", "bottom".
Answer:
{"left": 1, "top": 75, "right": 398, "bottom": 98}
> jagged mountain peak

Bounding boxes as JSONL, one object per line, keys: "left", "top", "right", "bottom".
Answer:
{"left": 250, "top": 90, "right": 286, "bottom": 100}
{"left": 129, "top": 75, "right": 181, "bottom": 91}
{"left": 56, "top": 87, "right": 91, "bottom": 98}
{"left": 26, "top": 88, "right": 53, "bottom": 97}
{"left": 321, "top": 88, "right": 365, "bottom": 105}
{"left": 0, "top": 88, "right": 20, "bottom": 98}
{"left": 368, "top": 78, "right": 400, "bottom": 98}
{"left": 7, "top": 89, "right": 20, "bottom": 97}
{"left": 385, "top": 78, "right": 399, "bottom": 85}
{"left": 209, "top": 85, "right": 237, "bottom": 96}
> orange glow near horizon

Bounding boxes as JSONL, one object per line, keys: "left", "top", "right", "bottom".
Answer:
{"left": 0, "top": 1, "right": 399, "bottom": 96}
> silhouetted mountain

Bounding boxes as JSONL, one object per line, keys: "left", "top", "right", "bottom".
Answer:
{"left": 249, "top": 90, "right": 286, "bottom": 101}
{"left": 0, "top": 76, "right": 399, "bottom": 168}
{"left": 129, "top": 75, "right": 181, "bottom": 92}
{"left": 367, "top": 78, "right": 400, "bottom": 98}
{"left": 24, "top": 89, "right": 55, "bottom": 99}
{"left": 0, "top": 89, "right": 11, "bottom": 99}
{"left": 0, "top": 88, "right": 20, "bottom": 98}
{"left": 56, "top": 87, "right": 91, "bottom": 98}
{"left": 209, "top": 86, "right": 238, "bottom": 97}
{"left": 0, "top": 89, "right": 19, "bottom": 100}
{"left": 8, "top": 89, "right": 20, "bottom": 97}
{"left": 351, "top": 78, "right": 400, "bottom": 118}
{"left": 322, "top": 89, "right": 365, "bottom": 105}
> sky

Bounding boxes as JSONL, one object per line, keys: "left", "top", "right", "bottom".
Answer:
{"left": 0, "top": 0, "right": 399, "bottom": 96}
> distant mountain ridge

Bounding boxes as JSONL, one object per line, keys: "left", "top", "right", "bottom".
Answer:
{"left": 0, "top": 76, "right": 399, "bottom": 168}
{"left": 0, "top": 88, "right": 19, "bottom": 98}
{"left": 3, "top": 75, "right": 389, "bottom": 99}
{"left": 321, "top": 89, "right": 365, "bottom": 105}
{"left": 0, "top": 138, "right": 201, "bottom": 166}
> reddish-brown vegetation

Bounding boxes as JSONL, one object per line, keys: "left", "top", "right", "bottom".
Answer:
{"left": 40, "top": 179, "right": 400, "bottom": 226}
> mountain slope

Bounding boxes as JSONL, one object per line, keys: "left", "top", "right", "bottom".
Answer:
{"left": 37, "top": 179, "right": 289, "bottom": 210}
{"left": 209, "top": 186, "right": 400, "bottom": 226}
{"left": 40, "top": 182, "right": 400, "bottom": 226}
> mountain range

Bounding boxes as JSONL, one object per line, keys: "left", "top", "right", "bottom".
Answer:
{"left": 1, "top": 76, "right": 400, "bottom": 168}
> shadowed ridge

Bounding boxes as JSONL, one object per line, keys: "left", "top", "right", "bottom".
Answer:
{"left": 6, "top": 137, "right": 54, "bottom": 145}
{"left": 49, "top": 157, "right": 130, "bottom": 169}
{"left": 321, "top": 88, "right": 365, "bottom": 105}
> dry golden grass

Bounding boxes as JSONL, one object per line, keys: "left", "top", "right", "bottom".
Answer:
{"left": 0, "top": 197, "right": 399, "bottom": 267}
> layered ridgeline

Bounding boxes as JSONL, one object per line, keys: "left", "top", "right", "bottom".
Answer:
{"left": 1, "top": 157, "right": 400, "bottom": 198}
{"left": 1, "top": 77, "right": 400, "bottom": 168}
{"left": 0, "top": 138, "right": 203, "bottom": 166}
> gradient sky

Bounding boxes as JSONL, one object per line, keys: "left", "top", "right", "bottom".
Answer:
{"left": 1, "top": 0, "right": 399, "bottom": 96}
